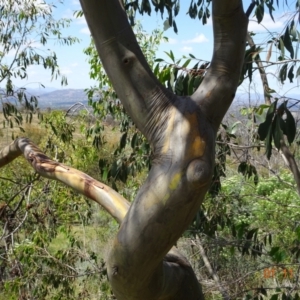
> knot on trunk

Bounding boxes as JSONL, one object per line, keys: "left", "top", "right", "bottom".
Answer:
{"left": 186, "top": 158, "right": 212, "bottom": 187}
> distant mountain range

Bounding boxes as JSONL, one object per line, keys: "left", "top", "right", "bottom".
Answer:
{"left": 1, "top": 87, "right": 299, "bottom": 111}
{"left": 37, "top": 89, "right": 89, "bottom": 108}
{"left": 0, "top": 88, "right": 91, "bottom": 109}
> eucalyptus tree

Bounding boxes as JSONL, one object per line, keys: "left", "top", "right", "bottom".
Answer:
{"left": 78, "top": 0, "right": 248, "bottom": 299}
{"left": 0, "top": 0, "right": 249, "bottom": 299}
{"left": 5, "top": 0, "right": 300, "bottom": 299}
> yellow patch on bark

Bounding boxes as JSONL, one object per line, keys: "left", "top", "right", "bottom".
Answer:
{"left": 191, "top": 136, "right": 206, "bottom": 157}
{"left": 161, "top": 173, "right": 181, "bottom": 204}
{"left": 182, "top": 112, "right": 206, "bottom": 158}
{"left": 162, "top": 192, "right": 170, "bottom": 205}
{"left": 161, "top": 107, "right": 176, "bottom": 154}
{"left": 169, "top": 172, "right": 181, "bottom": 190}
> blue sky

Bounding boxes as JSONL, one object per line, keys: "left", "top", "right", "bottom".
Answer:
{"left": 11, "top": 0, "right": 300, "bottom": 99}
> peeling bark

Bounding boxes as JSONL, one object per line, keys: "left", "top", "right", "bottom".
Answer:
{"left": 0, "top": 138, "right": 129, "bottom": 223}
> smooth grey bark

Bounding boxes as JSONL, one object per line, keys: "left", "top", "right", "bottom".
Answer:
{"left": 79, "top": 0, "right": 248, "bottom": 299}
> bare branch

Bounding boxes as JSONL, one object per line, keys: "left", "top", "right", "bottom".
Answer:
{"left": 247, "top": 33, "right": 271, "bottom": 105}
{"left": 79, "top": 0, "right": 173, "bottom": 142}
{"left": 192, "top": 236, "right": 230, "bottom": 300}
{"left": 0, "top": 138, "right": 130, "bottom": 224}
{"left": 193, "top": 0, "right": 248, "bottom": 131}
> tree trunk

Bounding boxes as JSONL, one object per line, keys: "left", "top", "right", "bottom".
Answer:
{"left": 79, "top": 0, "right": 248, "bottom": 299}
{"left": 0, "top": 0, "right": 248, "bottom": 299}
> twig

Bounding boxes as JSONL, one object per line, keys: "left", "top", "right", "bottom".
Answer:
{"left": 192, "top": 236, "right": 230, "bottom": 300}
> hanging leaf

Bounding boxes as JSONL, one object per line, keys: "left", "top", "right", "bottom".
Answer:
{"left": 288, "top": 64, "right": 294, "bottom": 83}
{"left": 163, "top": 18, "right": 171, "bottom": 31}
{"left": 255, "top": 3, "right": 264, "bottom": 23}
{"left": 120, "top": 132, "right": 128, "bottom": 149}
{"left": 265, "top": 124, "right": 273, "bottom": 160}
{"left": 266, "top": 42, "right": 273, "bottom": 62}
{"left": 284, "top": 105, "right": 296, "bottom": 144}
{"left": 172, "top": 20, "right": 178, "bottom": 33}
{"left": 279, "top": 63, "right": 288, "bottom": 83}
{"left": 279, "top": 116, "right": 287, "bottom": 135}
{"left": 238, "top": 162, "right": 259, "bottom": 184}
{"left": 258, "top": 100, "right": 277, "bottom": 140}
{"left": 141, "top": 0, "right": 151, "bottom": 15}
{"left": 174, "top": 1, "right": 180, "bottom": 16}
{"left": 283, "top": 26, "right": 294, "bottom": 59}
{"left": 131, "top": 132, "right": 138, "bottom": 149}
{"left": 279, "top": 37, "right": 285, "bottom": 58}
{"left": 266, "top": 0, "right": 275, "bottom": 21}
{"left": 272, "top": 115, "right": 283, "bottom": 150}
{"left": 198, "top": 7, "right": 203, "bottom": 19}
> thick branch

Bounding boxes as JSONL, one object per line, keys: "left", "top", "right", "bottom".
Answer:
{"left": 79, "top": 1, "right": 248, "bottom": 299}
{"left": 0, "top": 137, "right": 206, "bottom": 299}
{"left": 79, "top": 0, "right": 173, "bottom": 143}
{"left": 192, "top": 0, "right": 248, "bottom": 131}
{"left": 0, "top": 138, "right": 130, "bottom": 223}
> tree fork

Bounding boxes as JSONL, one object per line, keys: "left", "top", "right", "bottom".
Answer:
{"left": 0, "top": 0, "right": 248, "bottom": 298}
{"left": 79, "top": 0, "right": 248, "bottom": 299}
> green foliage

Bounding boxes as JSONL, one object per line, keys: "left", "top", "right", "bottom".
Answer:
{"left": 0, "top": 0, "right": 79, "bottom": 134}
{"left": 187, "top": 171, "right": 300, "bottom": 298}
{"left": 153, "top": 53, "right": 208, "bottom": 94}
{"left": 2, "top": 1, "right": 300, "bottom": 299}
{"left": 122, "top": 0, "right": 282, "bottom": 34}
{"left": 0, "top": 112, "right": 118, "bottom": 299}
{"left": 258, "top": 100, "right": 296, "bottom": 159}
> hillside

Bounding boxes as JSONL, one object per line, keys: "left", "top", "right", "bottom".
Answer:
{"left": 37, "top": 89, "right": 89, "bottom": 108}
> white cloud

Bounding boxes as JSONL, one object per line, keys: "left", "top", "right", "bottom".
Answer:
{"left": 26, "top": 40, "right": 42, "bottom": 48}
{"left": 180, "top": 46, "right": 193, "bottom": 53}
{"left": 76, "top": 16, "right": 87, "bottom": 25}
{"left": 248, "top": 14, "right": 284, "bottom": 32}
{"left": 182, "top": 33, "right": 208, "bottom": 44}
{"left": 27, "top": 65, "right": 39, "bottom": 76}
{"left": 60, "top": 67, "right": 72, "bottom": 75}
{"left": 71, "top": 0, "right": 80, "bottom": 6}
{"left": 63, "top": 8, "right": 86, "bottom": 24}
{"left": 80, "top": 27, "right": 90, "bottom": 35}
{"left": 165, "top": 38, "right": 178, "bottom": 45}
{"left": 70, "top": 62, "right": 79, "bottom": 67}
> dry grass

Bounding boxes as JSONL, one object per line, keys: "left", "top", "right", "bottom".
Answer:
{"left": 0, "top": 112, "right": 43, "bottom": 148}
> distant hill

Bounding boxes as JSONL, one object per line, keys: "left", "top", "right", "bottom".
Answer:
{"left": 37, "top": 89, "right": 89, "bottom": 108}
{"left": 1, "top": 88, "right": 299, "bottom": 111}
{"left": 0, "top": 88, "right": 91, "bottom": 110}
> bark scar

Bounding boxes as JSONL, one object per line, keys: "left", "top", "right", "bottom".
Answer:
{"left": 112, "top": 265, "right": 118, "bottom": 276}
